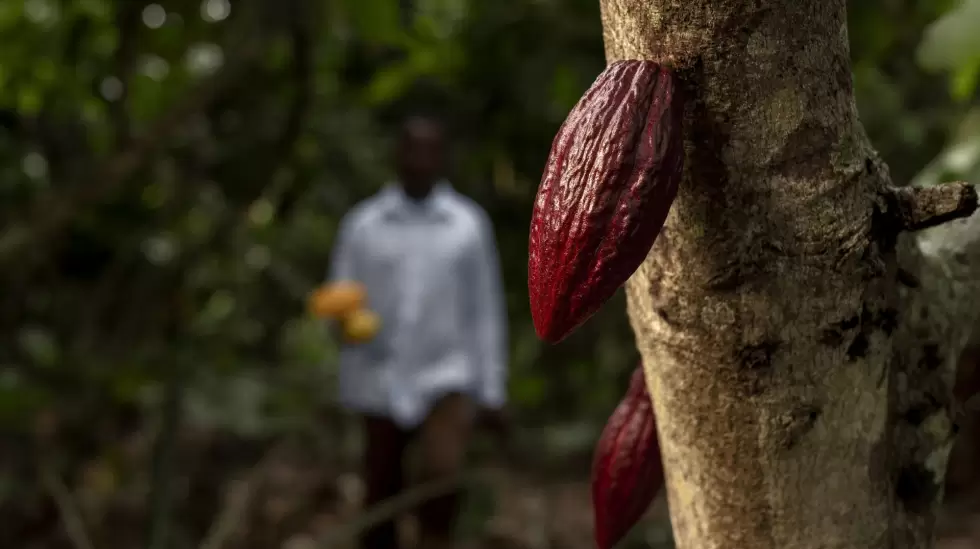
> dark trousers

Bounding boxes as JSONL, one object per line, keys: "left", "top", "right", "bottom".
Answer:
{"left": 949, "top": 345, "right": 980, "bottom": 502}
{"left": 360, "top": 393, "right": 472, "bottom": 549}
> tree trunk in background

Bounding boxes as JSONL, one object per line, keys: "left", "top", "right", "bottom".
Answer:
{"left": 598, "top": 1, "right": 980, "bottom": 548}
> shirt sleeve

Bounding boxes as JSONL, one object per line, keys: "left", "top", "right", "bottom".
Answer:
{"left": 328, "top": 213, "right": 360, "bottom": 283}
{"left": 469, "top": 213, "right": 509, "bottom": 409}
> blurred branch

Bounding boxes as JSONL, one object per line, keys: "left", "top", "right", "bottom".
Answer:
{"left": 885, "top": 182, "right": 978, "bottom": 231}
{"left": 109, "top": 1, "right": 142, "bottom": 145}
{"left": 248, "top": 0, "right": 316, "bottom": 217}
{"left": 399, "top": 0, "right": 415, "bottom": 28}
{"left": 0, "top": 11, "right": 270, "bottom": 265}
{"left": 0, "top": 111, "right": 94, "bottom": 184}
{"left": 316, "top": 470, "right": 487, "bottom": 549}
{"left": 197, "top": 473, "right": 259, "bottom": 549}
{"left": 63, "top": 14, "right": 90, "bottom": 66}
{"left": 278, "top": 0, "right": 314, "bottom": 163}
{"left": 268, "top": 259, "right": 316, "bottom": 300}
{"left": 39, "top": 461, "right": 97, "bottom": 549}
{"left": 69, "top": 250, "right": 139, "bottom": 357}
{"left": 146, "top": 367, "right": 184, "bottom": 549}
{"left": 197, "top": 442, "right": 288, "bottom": 549}
{"left": 143, "top": 161, "right": 210, "bottom": 549}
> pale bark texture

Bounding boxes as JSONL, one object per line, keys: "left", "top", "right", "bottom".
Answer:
{"left": 598, "top": 1, "right": 980, "bottom": 548}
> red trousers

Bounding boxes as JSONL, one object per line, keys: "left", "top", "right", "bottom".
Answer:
{"left": 359, "top": 393, "right": 472, "bottom": 549}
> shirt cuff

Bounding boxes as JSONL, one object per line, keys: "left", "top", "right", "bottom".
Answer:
{"left": 479, "top": 379, "right": 506, "bottom": 409}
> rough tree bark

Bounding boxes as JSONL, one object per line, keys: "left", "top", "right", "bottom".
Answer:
{"left": 599, "top": 1, "right": 980, "bottom": 548}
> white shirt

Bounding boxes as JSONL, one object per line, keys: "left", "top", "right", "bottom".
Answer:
{"left": 329, "top": 181, "right": 508, "bottom": 428}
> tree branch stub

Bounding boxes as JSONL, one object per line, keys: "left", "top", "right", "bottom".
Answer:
{"left": 885, "top": 182, "right": 978, "bottom": 233}
{"left": 598, "top": 1, "right": 979, "bottom": 548}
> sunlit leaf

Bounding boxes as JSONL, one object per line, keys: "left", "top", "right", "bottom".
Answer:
{"left": 18, "top": 326, "right": 58, "bottom": 367}
{"left": 343, "top": 0, "right": 403, "bottom": 45}
{"left": 917, "top": 0, "right": 980, "bottom": 71}
{"left": 16, "top": 87, "right": 42, "bottom": 114}
{"left": 950, "top": 56, "right": 980, "bottom": 101}
{"left": 912, "top": 133, "right": 980, "bottom": 187}
{"left": 364, "top": 63, "right": 418, "bottom": 105}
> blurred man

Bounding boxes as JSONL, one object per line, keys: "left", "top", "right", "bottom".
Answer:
{"left": 328, "top": 113, "right": 509, "bottom": 549}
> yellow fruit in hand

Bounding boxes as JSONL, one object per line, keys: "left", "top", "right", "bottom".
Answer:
{"left": 342, "top": 309, "right": 381, "bottom": 344}
{"left": 309, "top": 281, "right": 366, "bottom": 319}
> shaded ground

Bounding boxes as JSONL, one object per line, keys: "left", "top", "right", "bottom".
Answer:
{"left": 267, "top": 457, "right": 980, "bottom": 549}
{"left": 270, "top": 462, "right": 672, "bottom": 549}
{"left": 211, "top": 427, "right": 980, "bottom": 549}
{"left": 6, "top": 417, "right": 980, "bottom": 549}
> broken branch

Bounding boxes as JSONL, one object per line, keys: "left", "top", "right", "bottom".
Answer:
{"left": 40, "top": 462, "right": 97, "bottom": 549}
{"left": 315, "top": 469, "right": 486, "bottom": 549}
{"left": 197, "top": 442, "right": 286, "bottom": 549}
{"left": 885, "top": 182, "right": 978, "bottom": 232}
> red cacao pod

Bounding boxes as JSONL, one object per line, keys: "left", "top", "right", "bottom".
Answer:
{"left": 592, "top": 366, "right": 664, "bottom": 549}
{"left": 529, "top": 60, "right": 684, "bottom": 343}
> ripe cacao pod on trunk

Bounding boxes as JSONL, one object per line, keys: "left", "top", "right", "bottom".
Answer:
{"left": 529, "top": 60, "right": 684, "bottom": 343}
{"left": 591, "top": 365, "right": 664, "bottom": 549}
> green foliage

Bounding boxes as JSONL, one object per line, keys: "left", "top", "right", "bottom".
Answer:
{"left": 848, "top": 0, "right": 980, "bottom": 184}
{"left": 0, "top": 1, "right": 977, "bottom": 544}
{"left": 909, "top": 0, "right": 980, "bottom": 186}
{"left": 0, "top": 0, "right": 974, "bottom": 427}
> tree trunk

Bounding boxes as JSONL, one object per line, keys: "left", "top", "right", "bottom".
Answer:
{"left": 598, "top": 1, "right": 980, "bottom": 548}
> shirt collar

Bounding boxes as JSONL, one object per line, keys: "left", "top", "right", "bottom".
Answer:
{"left": 381, "top": 180, "right": 454, "bottom": 221}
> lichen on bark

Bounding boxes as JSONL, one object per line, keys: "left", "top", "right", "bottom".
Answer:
{"left": 598, "top": 1, "right": 980, "bottom": 548}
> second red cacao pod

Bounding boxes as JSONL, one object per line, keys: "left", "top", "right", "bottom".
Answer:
{"left": 529, "top": 60, "right": 684, "bottom": 343}
{"left": 592, "top": 366, "right": 664, "bottom": 549}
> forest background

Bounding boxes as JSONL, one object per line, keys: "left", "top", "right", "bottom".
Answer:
{"left": 1, "top": 0, "right": 980, "bottom": 548}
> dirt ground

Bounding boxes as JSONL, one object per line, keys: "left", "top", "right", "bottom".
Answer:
{"left": 282, "top": 464, "right": 672, "bottom": 549}
{"left": 17, "top": 415, "right": 980, "bottom": 549}
{"left": 286, "top": 463, "right": 980, "bottom": 549}
{"left": 264, "top": 415, "right": 980, "bottom": 549}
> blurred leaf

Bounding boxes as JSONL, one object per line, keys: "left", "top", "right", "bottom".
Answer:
{"left": 550, "top": 64, "right": 583, "bottom": 112}
{"left": 343, "top": 0, "right": 403, "bottom": 45}
{"left": 0, "top": 378, "right": 50, "bottom": 428}
{"left": 951, "top": 56, "right": 980, "bottom": 101}
{"left": 917, "top": 0, "right": 980, "bottom": 71}
{"left": 912, "top": 131, "right": 980, "bottom": 187}
{"left": 18, "top": 326, "right": 59, "bottom": 367}
{"left": 364, "top": 62, "right": 418, "bottom": 105}
{"left": 511, "top": 374, "right": 547, "bottom": 408}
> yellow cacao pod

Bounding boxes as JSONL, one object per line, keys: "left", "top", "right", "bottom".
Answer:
{"left": 341, "top": 309, "right": 381, "bottom": 344}
{"left": 308, "top": 281, "right": 366, "bottom": 319}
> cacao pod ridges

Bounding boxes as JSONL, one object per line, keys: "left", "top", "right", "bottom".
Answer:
{"left": 529, "top": 60, "right": 684, "bottom": 343}
{"left": 591, "top": 366, "right": 664, "bottom": 549}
